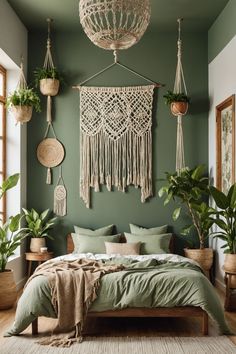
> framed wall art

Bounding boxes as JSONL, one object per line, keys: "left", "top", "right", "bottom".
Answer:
{"left": 216, "top": 94, "right": 235, "bottom": 193}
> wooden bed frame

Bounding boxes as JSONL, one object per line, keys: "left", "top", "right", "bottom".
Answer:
{"left": 31, "top": 234, "right": 208, "bottom": 335}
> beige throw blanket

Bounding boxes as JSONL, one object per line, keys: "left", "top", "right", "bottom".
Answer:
{"left": 25, "top": 258, "right": 124, "bottom": 347}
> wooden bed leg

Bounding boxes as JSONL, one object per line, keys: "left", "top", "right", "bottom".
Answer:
{"left": 202, "top": 312, "right": 208, "bottom": 335}
{"left": 32, "top": 318, "right": 38, "bottom": 335}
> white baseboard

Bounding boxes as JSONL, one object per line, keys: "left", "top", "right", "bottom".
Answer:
{"left": 16, "top": 276, "right": 27, "bottom": 291}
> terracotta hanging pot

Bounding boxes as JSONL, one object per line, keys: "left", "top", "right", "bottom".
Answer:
{"left": 171, "top": 101, "right": 188, "bottom": 116}
{"left": 184, "top": 248, "right": 213, "bottom": 278}
{"left": 30, "top": 238, "right": 46, "bottom": 253}
{"left": 11, "top": 105, "right": 33, "bottom": 124}
{"left": 0, "top": 269, "right": 17, "bottom": 309}
{"left": 40, "top": 78, "right": 60, "bottom": 96}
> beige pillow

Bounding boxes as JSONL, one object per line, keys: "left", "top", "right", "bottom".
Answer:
{"left": 105, "top": 242, "right": 141, "bottom": 255}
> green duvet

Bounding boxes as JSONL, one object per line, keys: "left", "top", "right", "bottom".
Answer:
{"left": 5, "top": 257, "right": 231, "bottom": 336}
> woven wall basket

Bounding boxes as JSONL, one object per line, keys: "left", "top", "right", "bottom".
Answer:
{"left": 37, "top": 138, "right": 64, "bottom": 168}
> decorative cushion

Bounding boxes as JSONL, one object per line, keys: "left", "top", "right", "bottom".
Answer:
{"left": 105, "top": 242, "right": 141, "bottom": 255}
{"left": 124, "top": 232, "right": 172, "bottom": 254}
{"left": 71, "top": 233, "right": 120, "bottom": 254}
{"left": 129, "top": 223, "right": 168, "bottom": 235}
{"left": 74, "top": 224, "right": 114, "bottom": 236}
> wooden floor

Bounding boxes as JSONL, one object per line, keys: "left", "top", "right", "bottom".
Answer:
{"left": 0, "top": 287, "right": 236, "bottom": 345}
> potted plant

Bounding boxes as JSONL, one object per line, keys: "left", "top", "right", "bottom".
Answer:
{"left": 22, "top": 208, "right": 57, "bottom": 252}
{"left": 158, "top": 165, "right": 215, "bottom": 274}
{"left": 163, "top": 90, "right": 190, "bottom": 116}
{"left": 0, "top": 173, "right": 27, "bottom": 309}
{"left": 6, "top": 88, "right": 41, "bottom": 124}
{"left": 210, "top": 184, "right": 236, "bottom": 287}
{"left": 34, "top": 67, "right": 61, "bottom": 96}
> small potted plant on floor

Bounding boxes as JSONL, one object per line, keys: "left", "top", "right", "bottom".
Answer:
{"left": 0, "top": 173, "right": 28, "bottom": 309}
{"left": 159, "top": 165, "right": 215, "bottom": 274}
{"left": 163, "top": 90, "right": 190, "bottom": 116}
{"left": 210, "top": 184, "right": 236, "bottom": 287}
{"left": 6, "top": 88, "right": 41, "bottom": 124}
{"left": 34, "top": 67, "right": 62, "bottom": 96}
{"left": 22, "top": 208, "right": 57, "bottom": 252}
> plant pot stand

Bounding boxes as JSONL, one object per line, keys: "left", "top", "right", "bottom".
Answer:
{"left": 224, "top": 269, "right": 236, "bottom": 311}
{"left": 25, "top": 252, "right": 54, "bottom": 278}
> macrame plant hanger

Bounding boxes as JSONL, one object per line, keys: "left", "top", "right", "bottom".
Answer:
{"left": 173, "top": 18, "right": 188, "bottom": 174}
{"left": 54, "top": 165, "right": 67, "bottom": 216}
{"left": 73, "top": 50, "right": 163, "bottom": 89}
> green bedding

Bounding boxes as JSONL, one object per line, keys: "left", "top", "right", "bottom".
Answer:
{"left": 5, "top": 257, "right": 231, "bottom": 336}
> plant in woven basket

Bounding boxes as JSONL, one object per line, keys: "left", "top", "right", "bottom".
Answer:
{"left": 6, "top": 88, "right": 41, "bottom": 112}
{"left": 34, "top": 67, "right": 62, "bottom": 87}
{"left": 158, "top": 165, "right": 214, "bottom": 249}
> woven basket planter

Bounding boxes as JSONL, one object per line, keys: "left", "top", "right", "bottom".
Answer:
{"left": 30, "top": 238, "right": 46, "bottom": 253}
{"left": 171, "top": 102, "right": 188, "bottom": 116}
{"left": 11, "top": 105, "right": 33, "bottom": 124}
{"left": 40, "top": 79, "right": 59, "bottom": 96}
{"left": 184, "top": 248, "right": 213, "bottom": 273}
{"left": 0, "top": 269, "right": 17, "bottom": 310}
{"left": 224, "top": 254, "right": 236, "bottom": 288}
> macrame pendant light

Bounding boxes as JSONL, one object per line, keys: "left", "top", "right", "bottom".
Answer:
{"left": 173, "top": 19, "right": 189, "bottom": 174}
{"left": 79, "top": 0, "right": 151, "bottom": 50}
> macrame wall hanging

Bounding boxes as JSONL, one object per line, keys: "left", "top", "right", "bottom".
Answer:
{"left": 79, "top": 85, "right": 155, "bottom": 208}
{"left": 54, "top": 165, "right": 67, "bottom": 216}
{"left": 172, "top": 18, "right": 189, "bottom": 174}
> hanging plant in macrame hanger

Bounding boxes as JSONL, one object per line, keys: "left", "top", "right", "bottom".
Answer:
{"left": 164, "top": 18, "right": 190, "bottom": 174}
{"left": 34, "top": 18, "right": 60, "bottom": 123}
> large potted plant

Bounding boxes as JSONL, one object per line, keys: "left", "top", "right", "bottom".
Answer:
{"left": 159, "top": 165, "right": 215, "bottom": 274}
{"left": 163, "top": 90, "right": 190, "bottom": 116}
{"left": 22, "top": 208, "right": 57, "bottom": 252}
{"left": 0, "top": 174, "right": 27, "bottom": 310}
{"left": 210, "top": 184, "right": 236, "bottom": 287}
{"left": 6, "top": 88, "right": 41, "bottom": 124}
{"left": 34, "top": 67, "right": 61, "bottom": 96}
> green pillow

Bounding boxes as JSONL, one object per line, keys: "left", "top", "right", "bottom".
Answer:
{"left": 124, "top": 232, "right": 172, "bottom": 254}
{"left": 71, "top": 233, "right": 120, "bottom": 254}
{"left": 74, "top": 224, "right": 114, "bottom": 235}
{"left": 129, "top": 223, "right": 168, "bottom": 235}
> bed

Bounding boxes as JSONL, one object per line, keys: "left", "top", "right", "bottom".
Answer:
{"left": 5, "top": 234, "right": 231, "bottom": 338}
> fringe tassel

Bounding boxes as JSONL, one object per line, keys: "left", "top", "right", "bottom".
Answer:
{"left": 46, "top": 167, "right": 52, "bottom": 184}
{"left": 47, "top": 96, "right": 52, "bottom": 123}
{"left": 80, "top": 130, "right": 152, "bottom": 208}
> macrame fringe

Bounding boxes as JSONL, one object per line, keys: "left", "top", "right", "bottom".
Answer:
{"left": 80, "top": 130, "right": 152, "bottom": 208}
{"left": 176, "top": 115, "right": 185, "bottom": 174}
{"left": 46, "top": 167, "right": 52, "bottom": 184}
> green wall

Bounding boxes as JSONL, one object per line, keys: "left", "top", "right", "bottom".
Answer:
{"left": 208, "top": 0, "right": 236, "bottom": 63}
{"left": 27, "top": 28, "right": 208, "bottom": 255}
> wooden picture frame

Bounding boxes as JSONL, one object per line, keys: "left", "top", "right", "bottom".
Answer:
{"left": 216, "top": 95, "right": 235, "bottom": 193}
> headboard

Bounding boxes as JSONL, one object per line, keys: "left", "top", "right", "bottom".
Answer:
{"left": 67, "top": 234, "right": 175, "bottom": 254}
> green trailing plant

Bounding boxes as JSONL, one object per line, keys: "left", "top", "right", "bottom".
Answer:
{"left": 22, "top": 208, "right": 57, "bottom": 239}
{"left": 0, "top": 174, "right": 28, "bottom": 272}
{"left": 163, "top": 90, "right": 190, "bottom": 105}
{"left": 210, "top": 184, "right": 236, "bottom": 254}
{"left": 158, "top": 165, "right": 215, "bottom": 249}
{"left": 6, "top": 88, "right": 41, "bottom": 112}
{"left": 34, "top": 67, "right": 62, "bottom": 87}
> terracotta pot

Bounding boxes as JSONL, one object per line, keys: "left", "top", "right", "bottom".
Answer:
{"left": 171, "top": 101, "right": 188, "bottom": 116}
{"left": 0, "top": 269, "right": 17, "bottom": 310}
{"left": 184, "top": 248, "right": 213, "bottom": 274}
{"left": 30, "top": 238, "right": 46, "bottom": 253}
{"left": 40, "top": 78, "right": 59, "bottom": 96}
{"left": 11, "top": 105, "right": 33, "bottom": 124}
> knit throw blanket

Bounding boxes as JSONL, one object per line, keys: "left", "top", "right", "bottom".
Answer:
{"left": 25, "top": 258, "right": 124, "bottom": 347}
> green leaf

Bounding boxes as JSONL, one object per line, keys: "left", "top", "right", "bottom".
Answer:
{"left": 228, "top": 184, "right": 236, "bottom": 208}
{"left": 1, "top": 174, "right": 19, "bottom": 196}
{"left": 172, "top": 207, "right": 181, "bottom": 221}
{"left": 40, "top": 209, "right": 49, "bottom": 221}
{"left": 158, "top": 186, "right": 168, "bottom": 198}
{"left": 191, "top": 165, "right": 205, "bottom": 180}
{"left": 32, "top": 209, "right": 39, "bottom": 221}
{"left": 181, "top": 224, "right": 194, "bottom": 236}
{"left": 210, "top": 186, "right": 229, "bottom": 209}
{"left": 9, "top": 214, "right": 21, "bottom": 232}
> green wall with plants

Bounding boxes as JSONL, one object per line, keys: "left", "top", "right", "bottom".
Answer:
{"left": 27, "top": 28, "right": 208, "bottom": 255}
